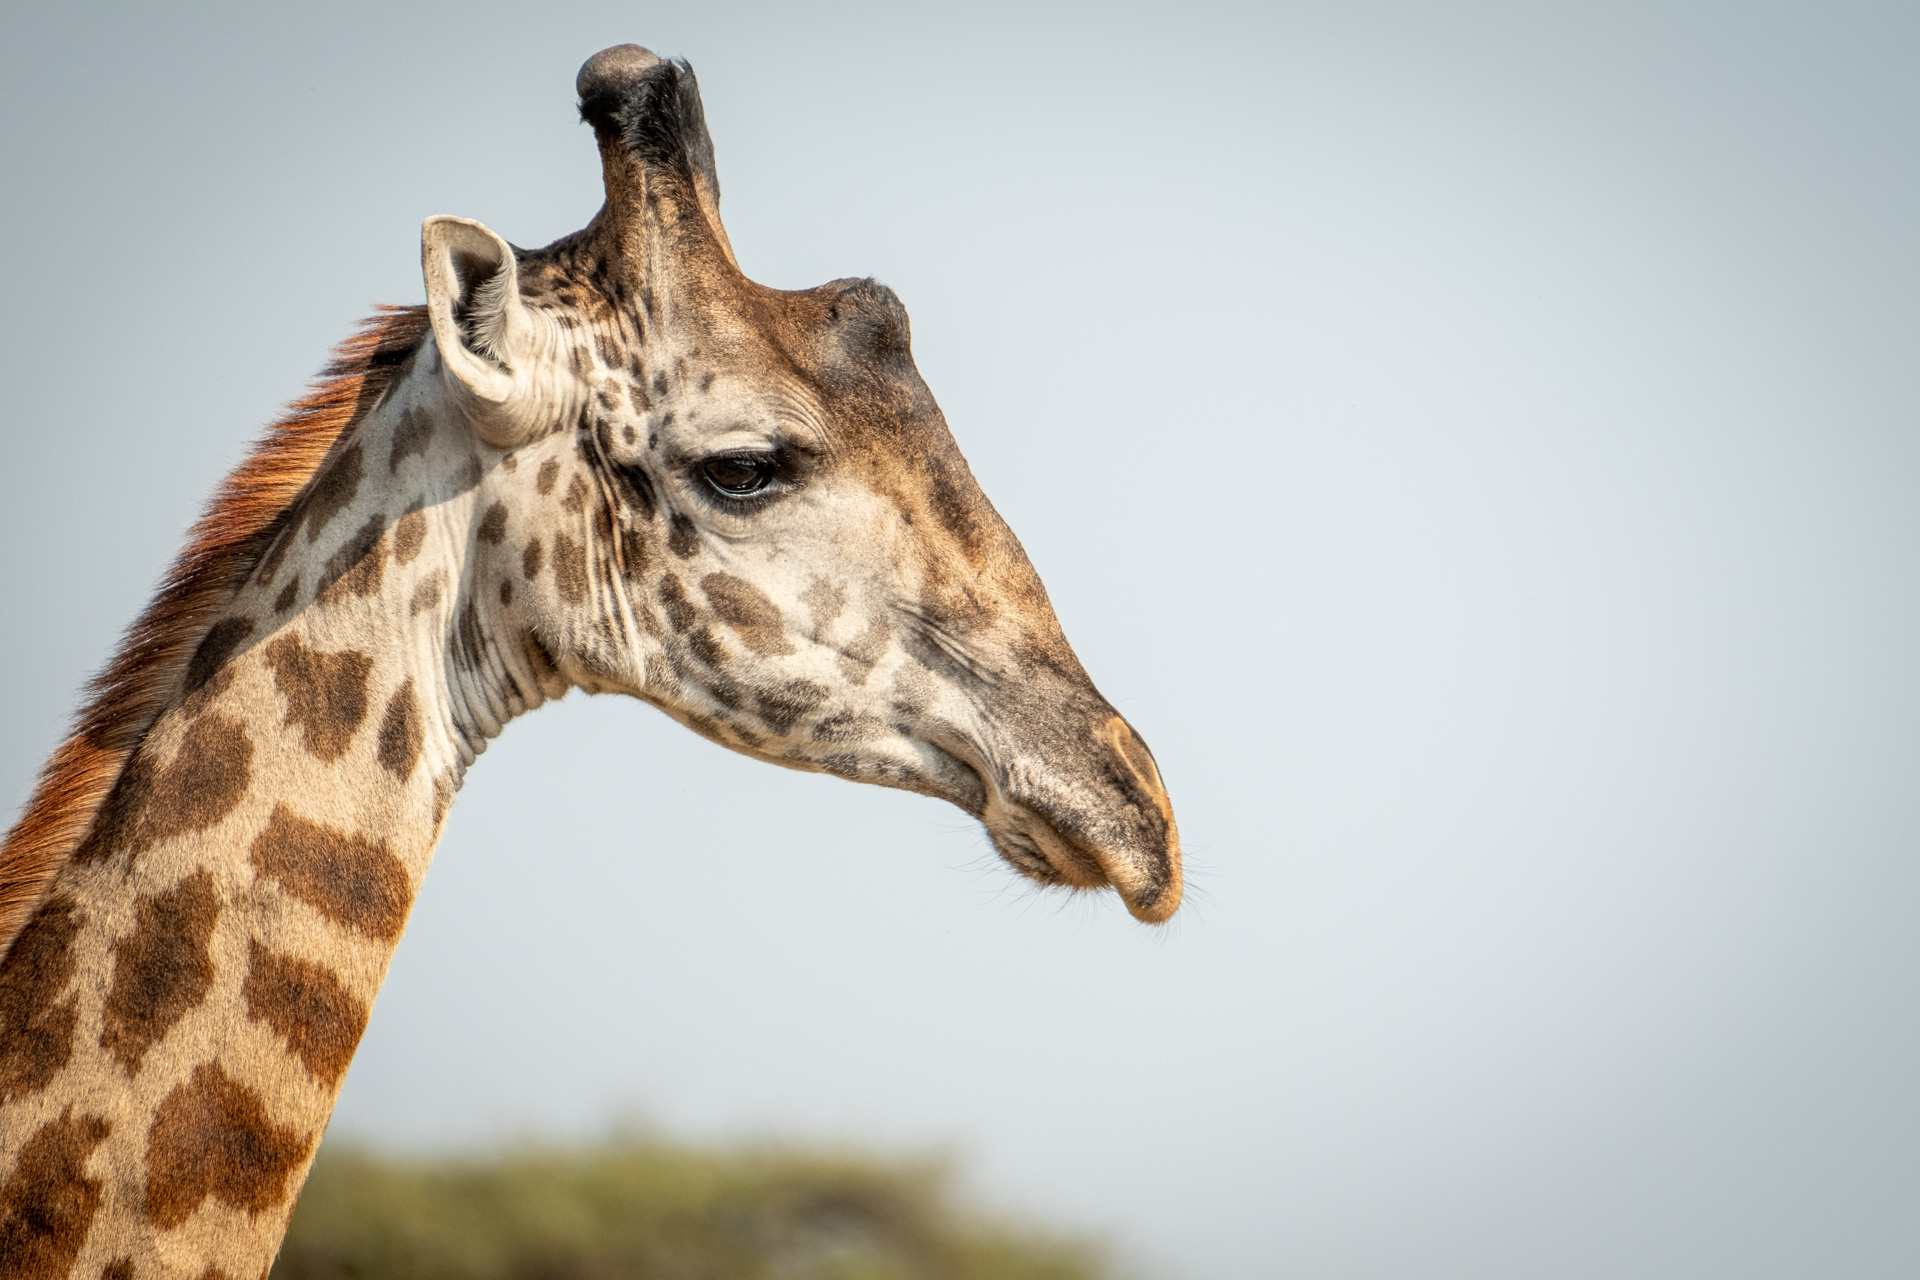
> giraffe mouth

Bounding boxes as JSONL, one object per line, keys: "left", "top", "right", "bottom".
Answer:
{"left": 983, "top": 800, "right": 1108, "bottom": 887}
{"left": 979, "top": 790, "right": 1182, "bottom": 925}
{"left": 912, "top": 712, "right": 1181, "bottom": 924}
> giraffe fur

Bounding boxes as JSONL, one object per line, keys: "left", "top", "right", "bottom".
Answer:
{"left": 0, "top": 45, "right": 1180, "bottom": 1278}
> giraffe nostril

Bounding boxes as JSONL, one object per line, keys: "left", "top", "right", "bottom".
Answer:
{"left": 1102, "top": 716, "right": 1174, "bottom": 822}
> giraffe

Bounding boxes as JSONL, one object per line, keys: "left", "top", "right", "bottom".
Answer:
{"left": 0, "top": 45, "right": 1180, "bottom": 1279}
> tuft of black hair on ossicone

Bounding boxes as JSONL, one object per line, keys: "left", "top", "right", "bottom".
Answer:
{"left": 578, "top": 56, "right": 720, "bottom": 202}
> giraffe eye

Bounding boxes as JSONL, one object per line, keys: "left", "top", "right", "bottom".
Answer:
{"left": 702, "top": 455, "right": 776, "bottom": 497}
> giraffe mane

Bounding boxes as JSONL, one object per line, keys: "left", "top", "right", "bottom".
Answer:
{"left": 0, "top": 304, "right": 432, "bottom": 958}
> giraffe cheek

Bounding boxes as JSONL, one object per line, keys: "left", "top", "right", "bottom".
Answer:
{"left": 701, "top": 573, "right": 795, "bottom": 658}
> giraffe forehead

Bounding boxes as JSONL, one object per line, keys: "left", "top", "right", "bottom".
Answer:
{"left": 514, "top": 256, "right": 923, "bottom": 433}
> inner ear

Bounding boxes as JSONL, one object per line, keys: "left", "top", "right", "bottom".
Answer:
{"left": 450, "top": 246, "right": 514, "bottom": 368}
{"left": 422, "top": 216, "right": 526, "bottom": 406}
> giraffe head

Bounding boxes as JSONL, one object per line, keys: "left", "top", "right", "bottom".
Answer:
{"left": 426, "top": 47, "right": 1180, "bottom": 921}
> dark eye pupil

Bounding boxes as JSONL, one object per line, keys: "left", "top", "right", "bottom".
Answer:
{"left": 703, "top": 456, "right": 773, "bottom": 495}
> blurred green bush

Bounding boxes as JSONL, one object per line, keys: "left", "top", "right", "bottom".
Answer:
{"left": 272, "top": 1136, "right": 1113, "bottom": 1280}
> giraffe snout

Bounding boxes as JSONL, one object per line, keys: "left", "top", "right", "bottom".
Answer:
{"left": 979, "top": 713, "right": 1182, "bottom": 924}
{"left": 1091, "top": 715, "right": 1183, "bottom": 923}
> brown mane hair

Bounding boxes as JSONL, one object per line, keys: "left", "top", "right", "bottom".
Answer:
{"left": 0, "top": 305, "right": 431, "bottom": 957}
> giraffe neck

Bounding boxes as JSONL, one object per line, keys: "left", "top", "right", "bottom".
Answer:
{"left": 0, "top": 362, "right": 557, "bottom": 1280}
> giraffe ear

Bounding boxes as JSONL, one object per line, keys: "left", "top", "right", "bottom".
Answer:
{"left": 421, "top": 216, "right": 544, "bottom": 446}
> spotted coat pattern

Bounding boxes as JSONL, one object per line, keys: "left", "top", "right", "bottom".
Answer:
{"left": 0, "top": 43, "right": 1178, "bottom": 1279}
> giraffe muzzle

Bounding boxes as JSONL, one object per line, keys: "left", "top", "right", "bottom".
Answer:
{"left": 978, "top": 714, "right": 1183, "bottom": 924}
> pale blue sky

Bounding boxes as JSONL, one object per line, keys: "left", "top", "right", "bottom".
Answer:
{"left": 3, "top": 3, "right": 1917, "bottom": 1277}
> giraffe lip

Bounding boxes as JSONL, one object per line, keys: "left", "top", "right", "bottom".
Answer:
{"left": 981, "top": 807, "right": 1082, "bottom": 887}
{"left": 980, "top": 794, "right": 1181, "bottom": 924}
{"left": 928, "top": 723, "right": 1181, "bottom": 923}
{"left": 914, "top": 737, "right": 1085, "bottom": 883}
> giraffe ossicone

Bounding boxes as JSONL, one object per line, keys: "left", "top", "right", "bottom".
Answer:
{"left": 0, "top": 45, "right": 1180, "bottom": 1278}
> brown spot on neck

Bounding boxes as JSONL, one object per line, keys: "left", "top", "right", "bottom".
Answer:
{"left": 431, "top": 776, "right": 455, "bottom": 834}
{"left": 264, "top": 636, "right": 374, "bottom": 763}
{"left": 0, "top": 1108, "right": 112, "bottom": 1279}
{"left": 255, "top": 523, "right": 298, "bottom": 589}
{"left": 476, "top": 501, "right": 508, "bottom": 545}
{"left": 98, "top": 870, "right": 220, "bottom": 1076}
{"left": 315, "top": 514, "right": 390, "bottom": 605}
{"left": 0, "top": 896, "right": 83, "bottom": 1102}
{"left": 387, "top": 406, "right": 435, "bottom": 473}
{"left": 393, "top": 508, "right": 428, "bottom": 565}
{"left": 375, "top": 679, "right": 424, "bottom": 783}
{"left": 301, "top": 443, "right": 365, "bottom": 544}
{"left": 535, "top": 457, "right": 560, "bottom": 495}
{"left": 74, "top": 716, "right": 254, "bottom": 866}
{"left": 144, "top": 1063, "right": 313, "bottom": 1229}
{"left": 242, "top": 940, "right": 369, "bottom": 1087}
{"left": 250, "top": 804, "right": 412, "bottom": 940}
{"left": 410, "top": 574, "right": 445, "bottom": 616}
{"left": 184, "top": 618, "right": 255, "bottom": 694}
